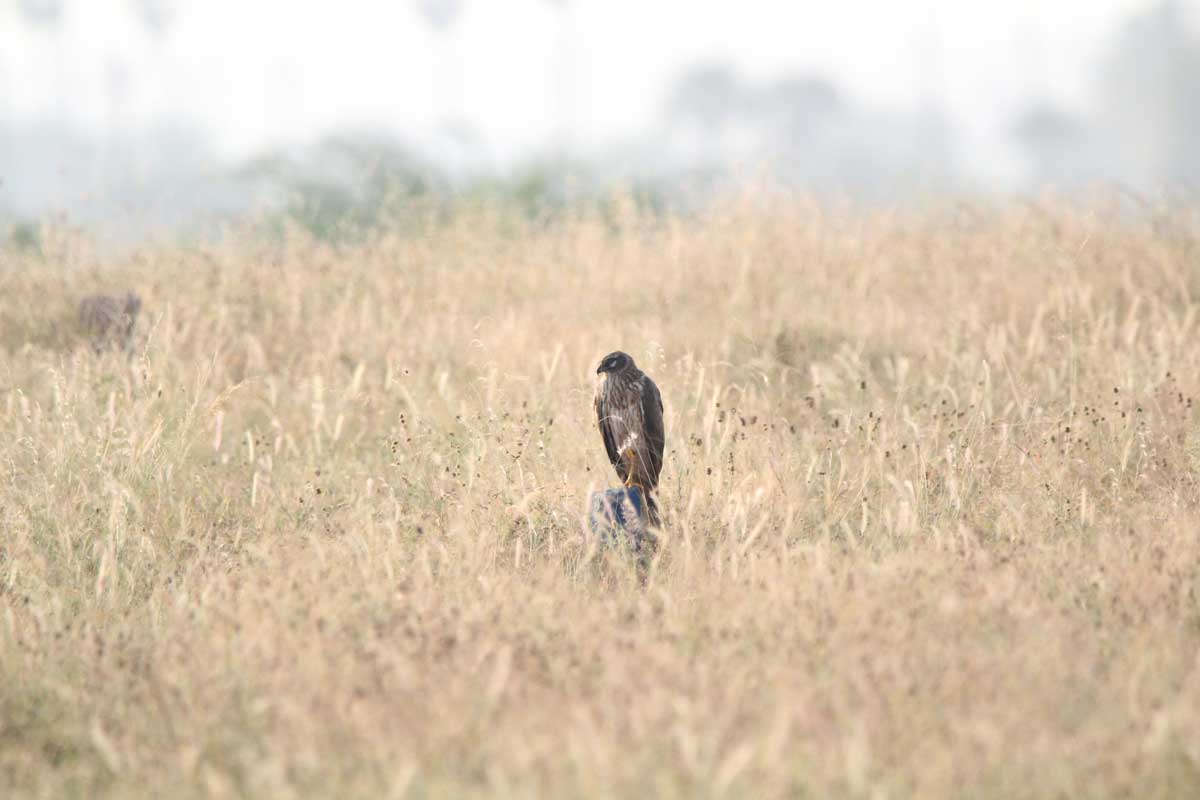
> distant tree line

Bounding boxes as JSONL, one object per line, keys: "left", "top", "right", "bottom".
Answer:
{"left": 3, "top": 0, "right": 1200, "bottom": 249}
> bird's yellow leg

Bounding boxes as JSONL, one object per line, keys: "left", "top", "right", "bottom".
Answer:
{"left": 623, "top": 448, "right": 638, "bottom": 489}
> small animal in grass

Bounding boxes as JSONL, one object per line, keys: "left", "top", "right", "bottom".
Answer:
{"left": 78, "top": 291, "right": 142, "bottom": 353}
{"left": 594, "top": 351, "right": 665, "bottom": 526}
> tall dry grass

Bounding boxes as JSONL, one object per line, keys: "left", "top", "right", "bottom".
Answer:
{"left": 2, "top": 196, "right": 1199, "bottom": 798}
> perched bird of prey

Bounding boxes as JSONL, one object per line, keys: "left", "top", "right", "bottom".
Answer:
{"left": 594, "top": 351, "right": 665, "bottom": 525}
{"left": 78, "top": 291, "right": 142, "bottom": 353}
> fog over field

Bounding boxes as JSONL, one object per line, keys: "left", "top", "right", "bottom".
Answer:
{"left": 2, "top": 1, "right": 1199, "bottom": 244}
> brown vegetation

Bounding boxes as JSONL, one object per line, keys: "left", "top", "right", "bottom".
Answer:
{"left": 1, "top": 197, "right": 1199, "bottom": 797}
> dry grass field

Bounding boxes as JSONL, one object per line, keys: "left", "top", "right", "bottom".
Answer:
{"left": 2, "top": 196, "right": 1200, "bottom": 798}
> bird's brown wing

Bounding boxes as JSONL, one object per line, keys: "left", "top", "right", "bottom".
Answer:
{"left": 595, "top": 391, "right": 629, "bottom": 484}
{"left": 637, "top": 376, "right": 665, "bottom": 490}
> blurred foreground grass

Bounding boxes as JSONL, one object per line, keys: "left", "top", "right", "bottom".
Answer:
{"left": 1, "top": 196, "right": 1199, "bottom": 798}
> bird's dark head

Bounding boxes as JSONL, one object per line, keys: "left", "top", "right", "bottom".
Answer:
{"left": 596, "top": 351, "right": 634, "bottom": 375}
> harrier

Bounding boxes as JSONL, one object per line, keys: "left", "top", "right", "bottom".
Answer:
{"left": 594, "top": 351, "right": 665, "bottom": 524}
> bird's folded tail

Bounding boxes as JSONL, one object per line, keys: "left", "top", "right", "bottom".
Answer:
{"left": 644, "top": 492, "right": 660, "bottom": 527}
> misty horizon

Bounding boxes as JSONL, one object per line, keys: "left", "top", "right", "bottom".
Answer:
{"left": 2, "top": 0, "right": 1199, "bottom": 243}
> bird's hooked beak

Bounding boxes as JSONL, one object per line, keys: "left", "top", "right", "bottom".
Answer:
{"left": 596, "top": 364, "right": 606, "bottom": 375}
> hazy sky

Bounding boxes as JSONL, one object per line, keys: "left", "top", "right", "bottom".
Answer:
{"left": 0, "top": 0, "right": 1176, "bottom": 171}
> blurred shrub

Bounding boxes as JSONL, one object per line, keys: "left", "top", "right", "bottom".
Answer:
{"left": 236, "top": 133, "right": 672, "bottom": 242}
